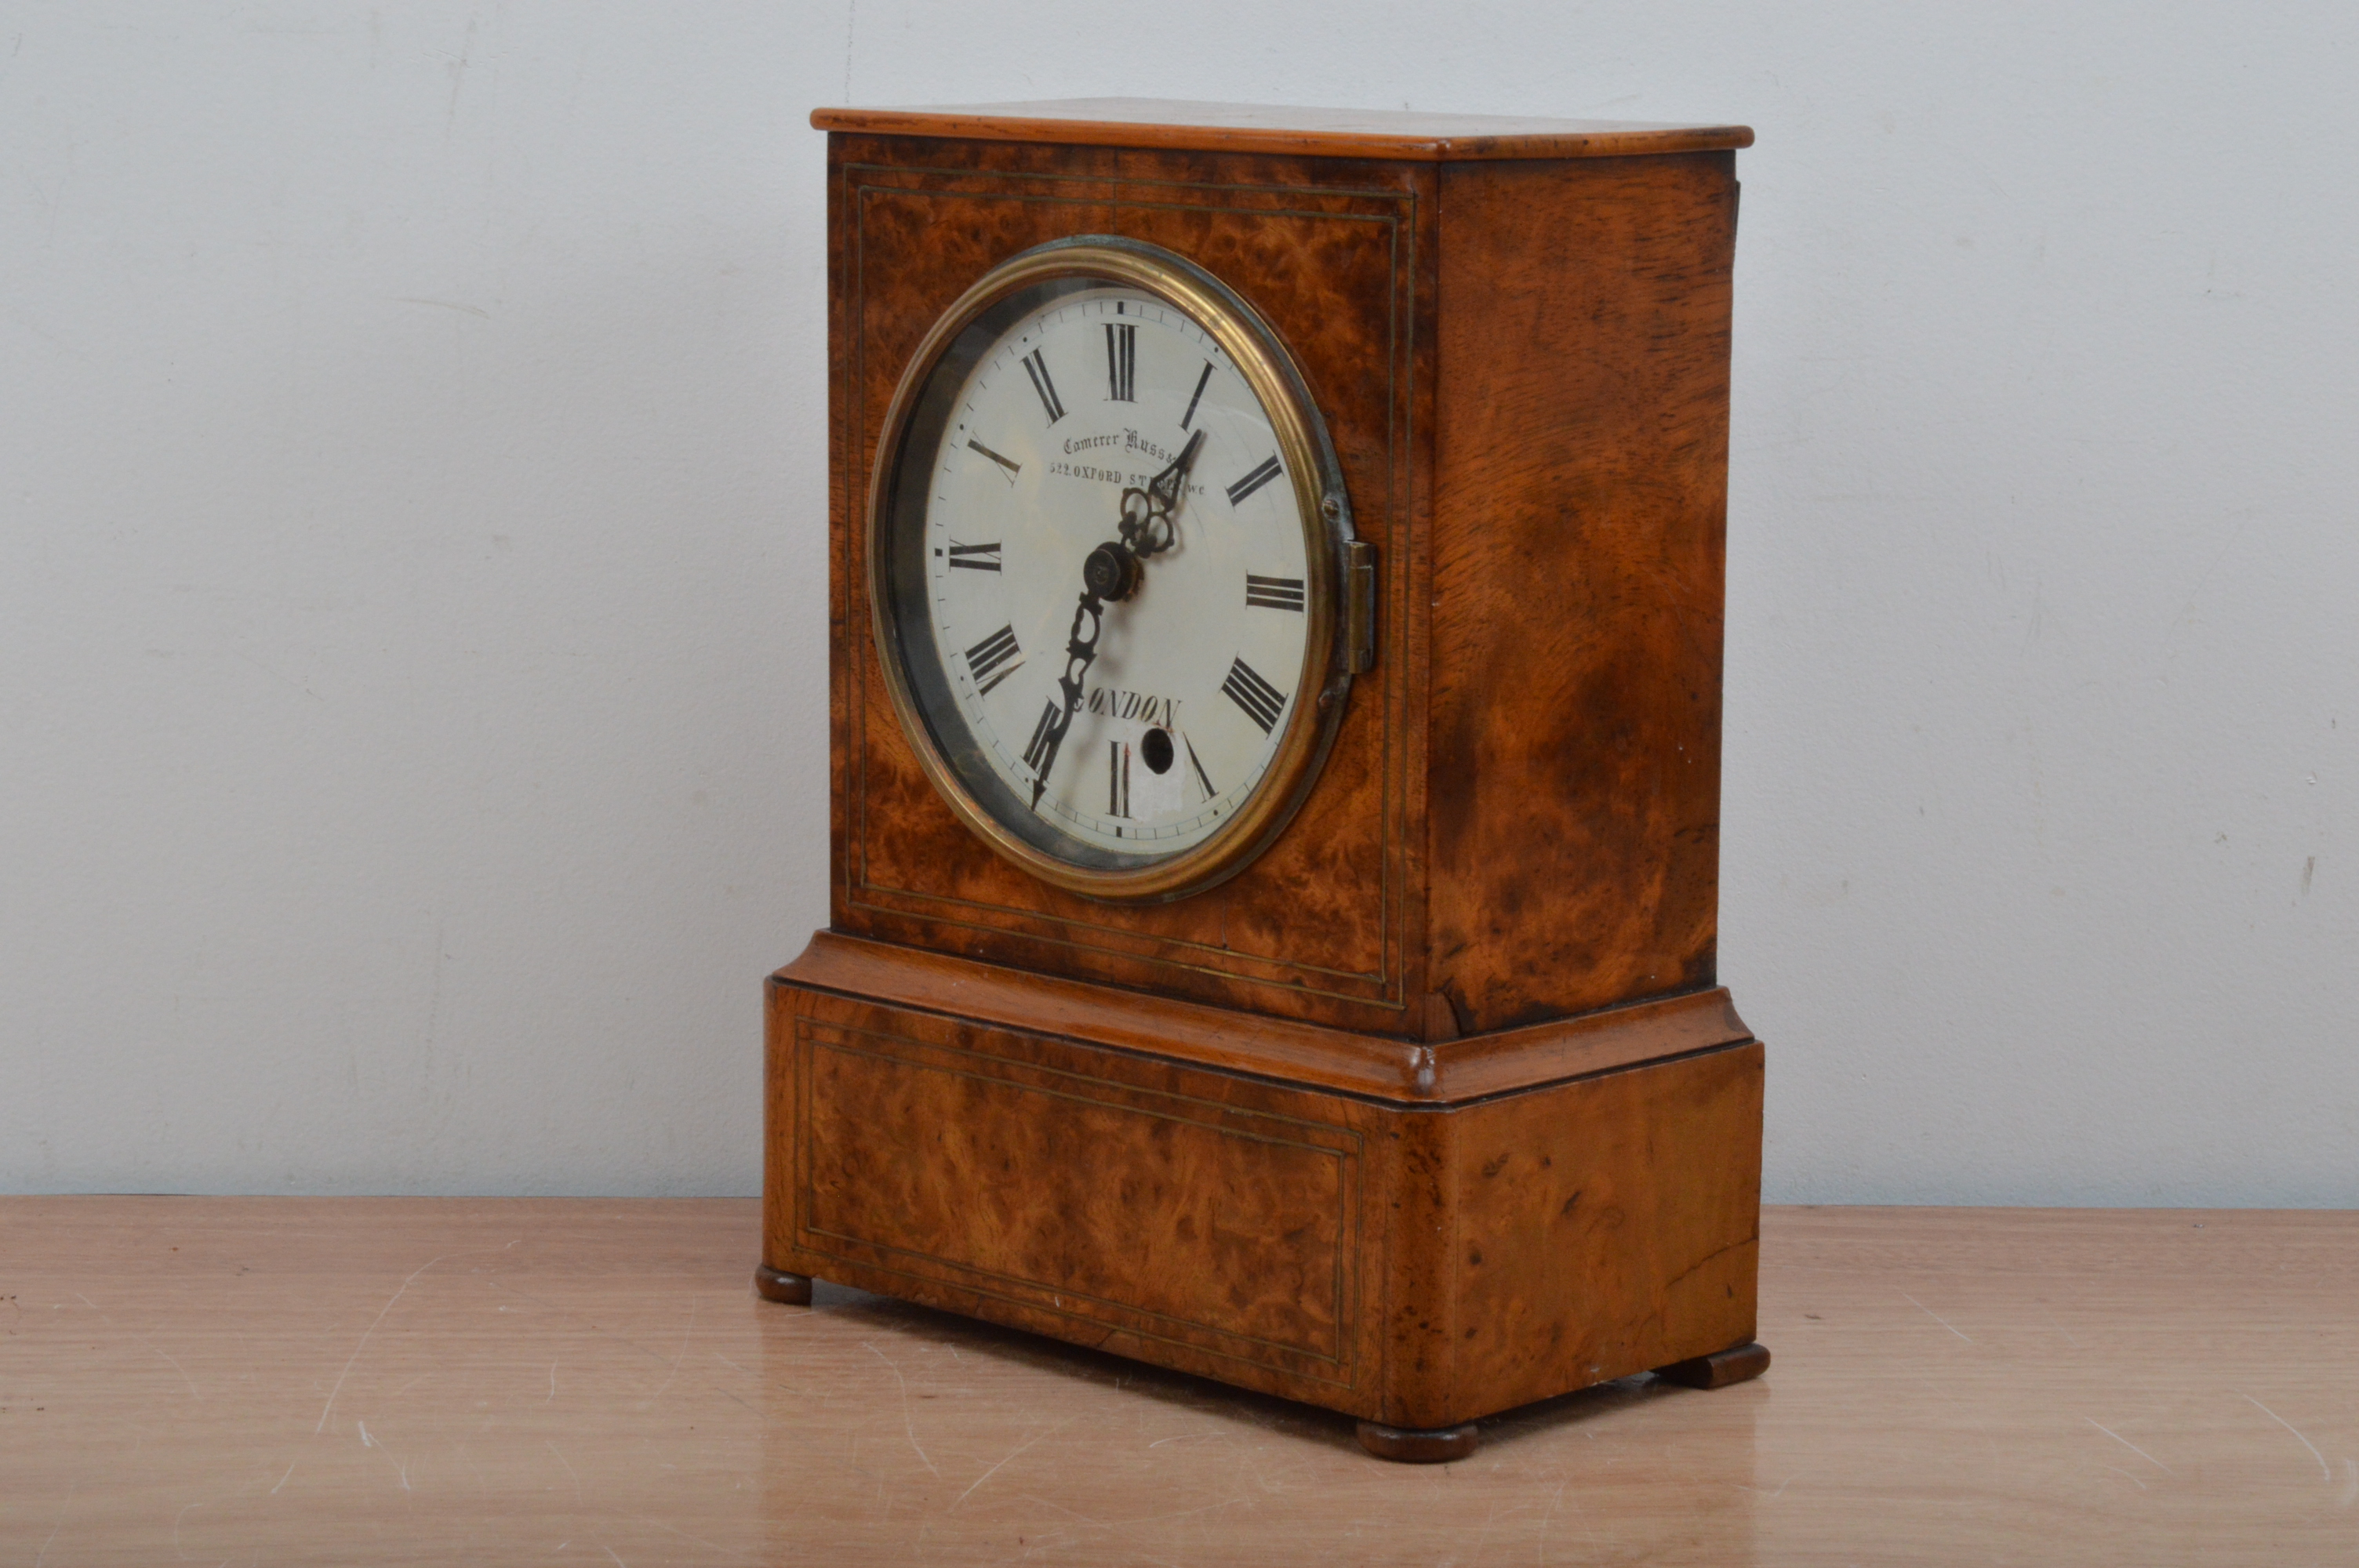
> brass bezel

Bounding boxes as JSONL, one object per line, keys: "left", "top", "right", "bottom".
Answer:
{"left": 866, "top": 237, "right": 1358, "bottom": 904}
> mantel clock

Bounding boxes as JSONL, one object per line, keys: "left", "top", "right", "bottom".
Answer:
{"left": 759, "top": 100, "right": 1767, "bottom": 1461}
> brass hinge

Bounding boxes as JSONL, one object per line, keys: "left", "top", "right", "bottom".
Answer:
{"left": 1346, "top": 539, "right": 1377, "bottom": 673}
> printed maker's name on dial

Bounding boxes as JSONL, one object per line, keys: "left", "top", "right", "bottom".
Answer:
{"left": 1049, "top": 427, "right": 1207, "bottom": 492}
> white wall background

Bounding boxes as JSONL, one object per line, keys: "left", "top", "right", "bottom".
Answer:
{"left": 3, "top": 2, "right": 2352, "bottom": 1203}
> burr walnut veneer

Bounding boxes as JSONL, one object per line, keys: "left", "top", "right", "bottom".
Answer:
{"left": 762, "top": 101, "right": 1763, "bottom": 1457}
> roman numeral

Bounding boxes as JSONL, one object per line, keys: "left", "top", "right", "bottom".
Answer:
{"left": 1226, "top": 456, "right": 1283, "bottom": 508}
{"left": 1022, "top": 349, "right": 1065, "bottom": 425}
{"left": 1180, "top": 361, "right": 1212, "bottom": 430}
{"left": 947, "top": 541, "right": 1001, "bottom": 572}
{"left": 1186, "top": 736, "right": 1216, "bottom": 800}
{"left": 1104, "top": 323, "right": 1136, "bottom": 402}
{"left": 1022, "top": 699, "right": 1062, "bottom": 771}
{"left": 1245, "top": 575, "right": 1305, "bottom": 612}
{"left": 1108, "top": 741, "right": 1131, "bottom": 817}
{"left": 1220, "top": 656, "right": 1288, "bottom": 735}
{"left": 963, "top": 624, "right": 1023, "bottom": 696}
{"left": 965, "top": 437, "right": 1020, "bottom": 479}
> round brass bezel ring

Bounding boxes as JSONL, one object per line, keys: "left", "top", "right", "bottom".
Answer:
{"left": 865, "top": 236, "right": 1358, "bottom": 904}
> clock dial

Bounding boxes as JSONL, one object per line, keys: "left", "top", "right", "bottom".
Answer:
{"left": 921, "top": 285, "right": 1310, "bottom": 857}
{"left": 871, "top": 239, "right": 1354, "bottom": 899}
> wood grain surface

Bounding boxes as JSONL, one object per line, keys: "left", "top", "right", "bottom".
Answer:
{"left": 765, "top": 956, "right": 1760, "bottom": 1428}
{"left": 1425, "top": 151, "right": 1739, "bottom": 1032}
{"left": 812, "top": 100, "right": 1755, "bottom": 161}
{"left": 829, "top": 134, "right": 1430, "bottom": 1034}
{"left": 825, "top": 119, "right": 1747, "bottom": 1043}
{"left": 5, "top": 1200, "right": 2354, "bottom": 1564}
{"left": 773, "top": 930, "right": 1754, "bottom": 1103}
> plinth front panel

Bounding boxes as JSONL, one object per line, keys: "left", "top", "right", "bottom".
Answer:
{"left": 767, "top": 981, "right": 1384, "bottom": 1408}
{"left": 798, "top": 1018, "right": 1357, "bottom": 1362}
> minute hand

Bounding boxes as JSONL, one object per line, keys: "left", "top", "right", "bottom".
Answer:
{"left": 1027, "top": 430, "right": 1207, "bottom": 811}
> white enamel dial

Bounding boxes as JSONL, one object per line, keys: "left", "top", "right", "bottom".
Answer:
{"left": 916, "top": 287, "right": 1310, "bottom": 858}
{"left": 871, "top": 240, "right": 1354, "bottom": 899}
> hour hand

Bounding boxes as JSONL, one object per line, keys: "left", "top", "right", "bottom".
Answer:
{"left": 1121, "top": 428, "right": 1205, "bottom": 557}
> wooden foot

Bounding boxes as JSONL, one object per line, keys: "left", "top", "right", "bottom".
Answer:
{"left": 753, "top": 1264, "right": 813, "bottom": 1305}
{"left": 1356, "top": 1419, "right": 1481, "bottom": 1463}
{"left": 1653, "top": 1340, "right": 1770, "bottom": 1390}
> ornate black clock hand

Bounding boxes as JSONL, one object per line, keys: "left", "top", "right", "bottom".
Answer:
{"left": 1029, "top": 581, "right": 1106, "bottom": 810}
{"left": 1121, "top": 428, "right": 1206, "bottom": 559}
{"left": 1027, "top": 430, "right": 1209, "bottom": 810}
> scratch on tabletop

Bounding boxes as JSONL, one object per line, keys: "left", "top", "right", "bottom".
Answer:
{"left": 1898, "top": 1290, "right": 1973, "bottom": 1342}
{"left": 173, "top": 1499, "right": 202, "bottom": 1557}
{"left": 716, "top": 1387, "right": 772, "bottom": 1424}
{"left": 1556, "top": 1475, "right": 1608, "bottom": 1552}
{"left": 603, "top": 1547, "right": 628, "bottom": 1567}
{"left": 1017, "top": 1530, "right": 1073, "bottom": 1562}
{"left": 2097, "top": 1463, "right": 2148, "bottom": 1491}
{"left": 1537, "top": 1477, "right": 1569, "bottom": 1554}
{"left": 862, "top": 1341, "right": 940, "bottom": 1475}
{"left": 271, "top": 1461, "right": 296, "bottom": 1495}
{"left": 2240, "top": 1392, "right": 2332, "bottom": 1481}
{"left": 549, "top": 1440, "right": 586, "bottom": 1504}
{"left": 1017, "top": 1492, "right": 1107, "bottom": 1528}
{"left": 2037, "top": 1302, "right": 2081, "bottom": 1348}
{"left": 2086, "top": 1417, "right": 2173, "bottom": 1474}
{"left": 646, "top": 1301, "right": 698, "bottom": 1405}
{"left": 955, "top": 1418, "right": 1076, "bottom": 1507}
{"left": 1042, "top": 1494, "right": 1249, "bottom": 1530}
{"left": 72, "top": 1291, "right": 202, "bottom": 1398}
{"left": 35, "top": 1483, "right": 75, "bottom": 1567}
{"left": 317, "top": 1254, "right": 449, "bottom": 1432}
{"left": 1464, "top": 1499, "right": 1506, "bottom": 1563}
{"left": 485, "top": 1275, "right": 704, "bottom": 1377}
{"left": 638, "top": 1515, "right": 755, "bottom": 1559}
{"left": 2339, "top": 1457, "right": 2357, "bottom": 1507}
{"left": 549, "top": 1361, "right": 558, "bottom": 1401}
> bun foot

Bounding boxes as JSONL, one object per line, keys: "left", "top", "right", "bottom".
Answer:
{"left": 753, "top": 1265, "right": 813, "bottom": 1305}
{"left": 1356, "top": 1418, "right": 1481, "bottom": 1463}
{"left": 1653, "top": 1340, "right": 1770, "bottom": 1389}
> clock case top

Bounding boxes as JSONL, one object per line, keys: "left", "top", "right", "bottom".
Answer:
{"left": 820, "top": 101, "right": 1745, "bottom": 1045}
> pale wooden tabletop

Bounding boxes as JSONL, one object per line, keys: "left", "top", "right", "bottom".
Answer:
{"left": 2, "top": 1198, "right": 2353, "bottom": 1564}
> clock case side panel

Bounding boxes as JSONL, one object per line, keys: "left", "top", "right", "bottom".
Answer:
{"left": 1424, "top": 151, "right": 1739, "bottom": 1035}
{"left": 823, "top": 131, "right": 1438, "bottom": 1037}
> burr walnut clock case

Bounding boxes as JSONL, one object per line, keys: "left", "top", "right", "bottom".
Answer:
{"left": 760, "top": 100, "right": 1767, "bottom": 1461}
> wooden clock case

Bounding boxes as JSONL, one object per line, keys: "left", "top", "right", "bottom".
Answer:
{"left": 761, "top": 101, "right": 1765, "bottom": 1460}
